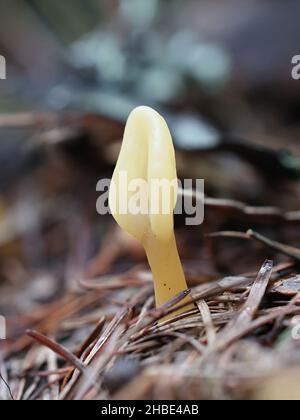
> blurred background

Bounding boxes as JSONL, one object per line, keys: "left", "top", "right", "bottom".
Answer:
{"left": 1, "top": 0, "right": 300, "bottom": 320}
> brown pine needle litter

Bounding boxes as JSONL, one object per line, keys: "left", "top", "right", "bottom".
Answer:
{"left": 2, "top": 253, "right": 300, "bottom": 400}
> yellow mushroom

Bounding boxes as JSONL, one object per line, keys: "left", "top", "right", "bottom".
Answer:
{"left": 109, "top": 106, "right": 193, "bottom": 316}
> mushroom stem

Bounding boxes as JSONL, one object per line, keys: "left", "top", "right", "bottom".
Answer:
{"left": 143, "top": 228, "right": 192, "bottom": 312}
